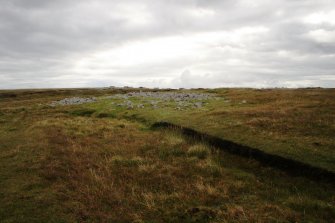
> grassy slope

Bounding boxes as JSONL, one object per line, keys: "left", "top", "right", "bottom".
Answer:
{"left": 85, "top": 88, "right": 335, "bottom": 172}
{"left": 0, "top": 88, "right": 334, "bottom": 222}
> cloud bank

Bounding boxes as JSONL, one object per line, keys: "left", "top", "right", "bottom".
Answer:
{"left": 0, "top": 0, "right": 334, "bottom": 89}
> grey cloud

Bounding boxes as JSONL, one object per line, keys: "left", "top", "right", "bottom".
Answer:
{"left": 0, "top": 0, "right": 334, "bottom": 89}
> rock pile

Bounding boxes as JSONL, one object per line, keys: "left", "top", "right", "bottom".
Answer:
{"left": 126, "top": 92, "right": 213, "bottom": 101}
{"left": 109, "top": 92, "right": 213, "bottom": 101}
{"left": 107, "top": 92, "right": 215, "bottom": 110}
{"left": 50, "top": 97, "right": 97, "bottom": 106}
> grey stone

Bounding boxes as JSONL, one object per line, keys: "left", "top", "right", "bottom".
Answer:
{"left": 50, "top": 97, "right": 97, "bottom": 106}
{"left": 194, "top": 102, "right": 203, "bottom": 108}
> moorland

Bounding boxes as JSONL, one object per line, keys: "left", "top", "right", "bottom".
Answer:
{"left": 0, "top": 87, "right": 334, "bottom": 222}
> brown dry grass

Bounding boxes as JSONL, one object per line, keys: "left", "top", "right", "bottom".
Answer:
{"left": 26, "top": 116, "right": 333, "bottom": 222}
{"left": 0, "top": 88, "right": 334, "bottom": 222}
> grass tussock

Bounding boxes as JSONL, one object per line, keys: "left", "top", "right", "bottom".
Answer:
{"left": 187, "top": 145, "right": 210, "bottom": 159}
{"left": 110, "top": 155, "right": 144, "bottom": 166}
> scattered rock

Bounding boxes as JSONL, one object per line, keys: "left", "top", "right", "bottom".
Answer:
{"left": 194, "top": 102, "right": 203, "bottom": 108}
{"left": 108, "top": 92, "right": 214, "bottom": 101}
{"left": 50, "top": 97, "right": 96, "bottom": 106}
{"left": 106, "top": 91, "right": 216, "bottom": 111}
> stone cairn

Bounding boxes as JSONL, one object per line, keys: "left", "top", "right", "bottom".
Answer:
{"left": 106, "top": 92, "right": 216, "bottom": 110}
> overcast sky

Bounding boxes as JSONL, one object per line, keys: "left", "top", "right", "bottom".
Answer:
{"left": 0, "top": 0, "right": 335, "bottom": 89}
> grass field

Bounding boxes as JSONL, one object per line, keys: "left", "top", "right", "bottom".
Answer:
{"left": 83, "top": 88, "right": 335, "bottom": 172}
{"left": 0, "top": 88, "right": 334, "bottom": 222}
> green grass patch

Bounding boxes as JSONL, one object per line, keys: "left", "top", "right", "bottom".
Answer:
{"left": 69, "top": 108, "right": 96, "bottom": 117}
{"left": 159, "top": 147, "right": 186, "bottom": 160}
{"left": 95, "top": 112, "right": 116, "bottom": 118}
